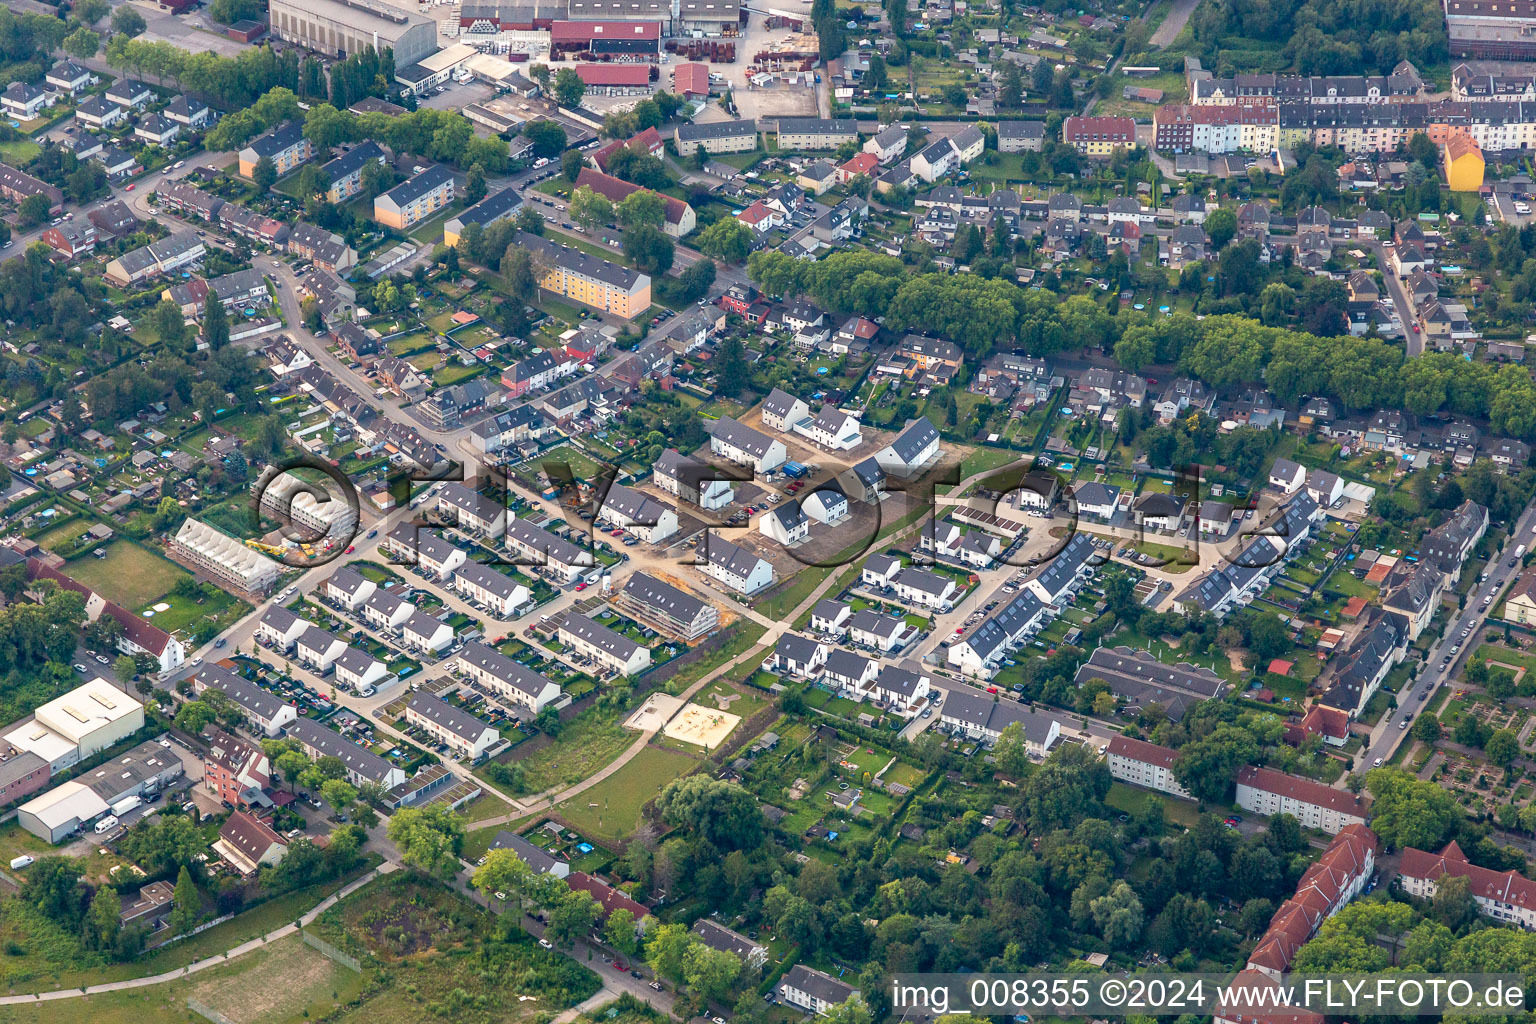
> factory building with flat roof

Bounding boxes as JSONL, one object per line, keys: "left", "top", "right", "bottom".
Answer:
{"left": 268, "top": 0, "right": 438, "bottom": 69}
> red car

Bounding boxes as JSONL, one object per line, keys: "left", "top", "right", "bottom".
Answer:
{"left": 987, "top": 686, "right": 999, "bottom": 694}
{"left": 345, "top": 545, "right": 355, "bottom": 553}
{"left": 575, "top": 582, "right": 588, "bottom": 591}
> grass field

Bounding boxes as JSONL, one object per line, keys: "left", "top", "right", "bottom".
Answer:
{"left": 484, "top": 705, "right": 634, "bottom": 794}
{"left": 554, "top": 745, "right": 698, "bottom": 842}
{"left": 63, "top": 539, "right": 191, "bottom": 611}
{"left": 538, "top": 444, "right": 606, "bottom": 482}
{"left": 5, "top": 936, "right": 360, "bottom": 1024}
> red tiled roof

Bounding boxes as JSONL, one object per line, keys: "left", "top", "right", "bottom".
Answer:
{"left": 1401, "top": 839, "right": 1536, "bottom": 908}
{"left": 27, "top": 557, "right": 174, "bottom": 655}
{"left": 673, "top": 62, "right": 710, "bottom": 96}
{"left": 551, "top": 19, "right": 660, "bottom": 41}
{"left": 574, "top": 168, "right": 689, "bottom": 227}
{"left": 1341, "top": 595, "right": 1368, "bottom": 618}
{"left": 1299, "top": 703, "right": 1350, "bottom": 740}
{"left": 838, "top": 152, "right": 878, "bottom": 176}
{"left": 1105, "top": 734, "right": 1179, "bottom": 770}
{"left": 1267, "top": 659, "right": 1293, "bottom": 676}
{"left": 1236, "top": 765, "right": 1370, "bottom": 817}
{"left": 566, "top": 871, "right": 649, "bottom": 921}
{"left": 573, "top": 64, "right": 651, "bottom": 87}
{"left": 594, "top": 127, "right": 664, "bottom": 171}
{"left": 739, "top": 200, "right": 773, "bottom": 226}
{"left": 1246, "top": 825, "right": 1376, "bottom": 976}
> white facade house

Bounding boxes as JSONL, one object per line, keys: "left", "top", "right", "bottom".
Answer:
{"left": 324, "top": 566, "right": 377, "bottom": 611}
{"left": 401, "top": 610, "right": 455, "bottom": 654}
{"left": 801, "top": 486, "right": 850, "bottom": 525}
{"left": 363, "top": 590, "right": 416, "bottom": 631}
{"left": 599, "top": 483, "right": 679, "bottom": 544}
{"left": 405, "top": 692, "right": 498, "bottom": 760}
{"left": 558, "top": 615, "right": 652, "bottom": 676}
{"left": 655, "top": 448, "right": 734, "bottom": 510}
{"left": 875, "top": 417, "right": 941, "bottom": 477}
{"left": 763, "top": 632, "right": 827, "bottom": 677}
{"left": 437, "top": 482, "right": 508, "bottom": 538}
{"left": 779, "top": 966, "right": 859, "bottom": 1016}
{"left": 256, "top": 605, "right": 311, "bottom": 651}
{"left": 890, "top": 567, "right": 959, "bottom": 611}
{"left": 697, "top": 535, "right": 774, "bottom": 594}
{"left": 761, "top": 501, "right": 811, "bottom": 545}
{"left": 1235, "top": 766, "right": 1369, "bottom": 834}
{"left": 454, "top": 561, "right": 531, "bottom": 618}
{"left": 295, "top": 628, "right": 348, "bottom": 673}
{"left": 1104, "top": 735, "right": 1193, "bottom": 799}
{"left": 333, "top": 646, "right": 390, "bottom": 694}
{"left": 796, "top": 406, "right": 863, "bottom": 450}
{"left": 708, "top": 415, "right": 787, "bottom": 473}
{"left": 455, "top": 642, "right": 563, "bottom": 712}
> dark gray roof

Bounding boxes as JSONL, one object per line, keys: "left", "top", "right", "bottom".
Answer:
{"left": 457, "top": 641, "right": 557, "bottom": 699}
{"left": 245, "top": 120, "right": 305, "bottom": 158}
{"left": 561, "top": 614, "right": 643, "bottom": 662}
{"left": 677, "top": 119, "right": 757, "bottom": 142}
{"left": 196, "top": 664, "right": 289, "bottom": 723}
{"left": 693, "top": 920, "right": 763, "bottom": 960}
{"left": 286, "top": 719, "right": 397, "bottom": 783}
{"left": 451, "top": 187, "right": 523, "bottom": 229}
{"left": 769, "top": 500, "right": 808, "bottom": 531}
{"left": 490, "top": 830, "right": 567, "bottom": 873}
{"left": 775, "top": 631, "right": 824, "bottom": 665}
{"left": 327, "top": 565, "right": 371, "bottom": 598}
{"left": 961, "top": 588, "right": 1045, "bottom": 662}
{"left": 700, "top": 535, "right": 768, "bottom": 580}
{"left": 382, "top": 163, "right": 454, "bottom": 206}
{"left": 407, "top": 691, "right": 494, "bottom": 744}
{"left": 504, "top": 518, "right": 588, "bottom": 568}
{"left": 519, "top": 231, "right": 645, "bottom": 289}
{"left": 621, "top": 572, "right": 707, "bottom": 624}
{"left": 889, "top": 417, "right": 939, "bottom": 463}
{"left": 321, "top": 140, "right": 386, "bottom": 182}
{"left": 762, "top": 387, "right": 804, "bottom": 422}
{"left": 777, "top": 117, "right": 858, "bottom": 136}
{"left": 824, "top": 648, "right": 874, "bottom": 681}
{"left": 333, "top": 645, "right": 384, "bottom": 678}
{"left": 457, "top": 560, "right": 524, "bottom": 600}
{"left": 782, "top": 965, "right": 857, "bottom": 1005}
{"left": 709, "top": 415, "right": 777, "bottom": 458}
{"left": 943, "top": 689, "right": 1058, "bottom": 742}
{"left": 848, "top": 608, "right": 905, "bottom": 639}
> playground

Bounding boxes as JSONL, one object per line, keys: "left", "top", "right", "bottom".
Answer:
{"left": 662, "top": 702, "right": 741, "bottom": 750}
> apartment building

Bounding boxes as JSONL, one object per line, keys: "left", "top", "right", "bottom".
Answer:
{"left": 516, "top": 232, "right": 651, "bottom": 319}
{"left": 375, "top": 164, "right": 456, "bottom": 230}
{"left": 1062, "top": 116, "right": 1136, "bottom": 156}
{"left": 708, "top": 415, "right": 787, "bottom": 473}
{"left": 775, "top": 118, "right": 859, "bottom": 150}
{"left": 674, "top": 119, "right": 758, "bottom": 156}
{"left": 238, "top": 121, "right": 312, "bottom": 179}
{"left": 615, "top": 572, "right": 718, "bottom": 640}
{"left": 193, "top": 665, "right": 298, "bottom": 737}
{"left": 1104, "top": 735, "right": 1193, "bottom": 799}
{"left": 1235, "top": 766, "right": 1370, "bottom": 834}
{"left": 286, "top": 719, "right": 407, "bottom": 790}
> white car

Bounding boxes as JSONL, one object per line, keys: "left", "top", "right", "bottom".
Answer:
{"left": 1373, "top": 757, "right": 1383, "bottom": 767}
{"left": 538, "top": 938, "right": 553, "bottom": 949}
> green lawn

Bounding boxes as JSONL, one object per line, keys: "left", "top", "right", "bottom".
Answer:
{"left": 0, "top": 139, "right": 42, "bottom": 164}
{"left": 64, "top": 540, "right": 192, "bottom": 611}
{"left": 554, "top": 746, "right": 698, "bottom": 842}
{"left": 481, "top": 706, "right": 634, "bottom": 794}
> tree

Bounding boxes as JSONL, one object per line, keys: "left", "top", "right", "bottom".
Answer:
{"left": 1429, "top": 874, "right": 1475, "bottom": 930}
{"left": 63, "top": 27, "right": 100, "bottom": 60}
{"left": 1090, "top": 880, "right": 1145, "bottom": 945}
{"left": 112, "top": 655, "right": 138, "bottom": 682}
{"left": 547, "top": 888, "right": 602, "bottom": 947}
{"left": 1205, "top": 207, "right": 1237, "bottom": 250}
{"left": 998, "top": 60, "right": 1024, "bottom": 109}
{"left": 85, "top": 884, "right": 120, "bottom": 951}
{"left": 17, "top": 194, "right": 51, "bottom": 228}
{"left": 464, "top": 164, "right": 487, "bottom": 206}
{"left": 622, "top": 224, "right": 674, "bottom": 275}
{"left": 655, "top": 776, "right": 762, "bottom": 851}
{"left": 865, "top": 53, "right": 888, "bottom": 92}
{"left": 823, "top": 996, "right": 873, "bottom": 1024}
{"left": 472, "top": 848, "right": 544, "bottom": 920}
{"left": 1411, "top": 714, "right": 1442, "bottom": 743}
{"left": 562, "top": 148, "right": 585, "bottom": 182}
{"left": 75, "top": 0, "right": 110, "bottom": 24}
{"left": 111, "top": 5, "right": 146, "bottom": 36}
{"left": 554, "top": 68, "right": 586, "bottom": 108}
{"left": 714, "top": 333, "right": 748, "bottom": 397}
{"left": 697, "top": 217, "right": 753, "bottom": 264}
{"left": 203, "top": 294, "right": 230, "bottom": 351}
{"left": 683, "top": 941, "right": 742, "bottom": 1000}
{"left": 568, "top": 185, "right": 614, "bottom": 232}
{"left": 516, "top": 206, "right": 545, "bottom": 235}
{"left": 320, "top": 778, "right": 358, "bottom": 815}
{"left": 386, "top": 804, "right": 465, "bottom": 878}
{"left": 616, "top": 189, "right": 668, "bottom": 231}
{"left": 502, "top": 246, "right": 541, "bottom": 302}
{"left": 150, "top": 299, "right": 188, "bottom": 352}
{"left": 1486, "top": 728, "right": 1520, "bottom": 768}
{"left": 1366, "top": 769, "right": 1460, "bottom": 850}
{"left": 167, "top": 865, "right": 199, "bottom": 936}
{"left": 173, "top": 699, "right": 218, "bottom": 734}
{"left": 1172, "top": 724, "right": 1260, "bottom": 804}
{"left": 646, "top": 922, "right": 694, "bottom": 982}
{"left": 20, "top": 857, "right": 86, "bottom": 925}
{"left": 526, "top": 120, "right": 567, "bottom": 159}
{"left": 993, "top": 720, "right": 1031, "bottom": 777}
{"left": 251, "top": 155, "right": 278, "bottom": 192}
{"left": 605, "top": 906, "right": 639, "bottom": 956}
